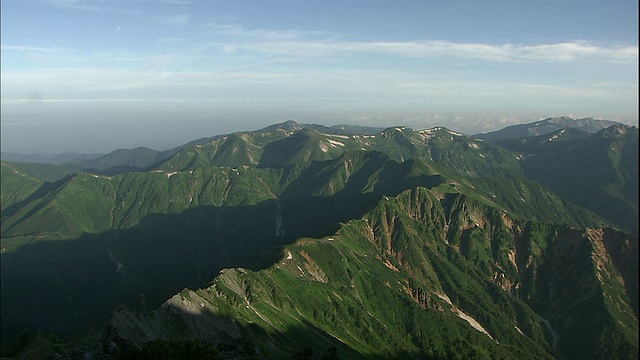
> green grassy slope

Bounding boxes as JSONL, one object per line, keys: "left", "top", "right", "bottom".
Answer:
{"left": 0, "top": 162, "right": 44, "bottom": 211}
{"left": 109, "top": 188, "right": 637, "bottom": 359}
{"left": 1, "top": 122, "right": 637, "bottom": 359}
{"left": 518, "top": 125, "right": 638, "bottom": 232}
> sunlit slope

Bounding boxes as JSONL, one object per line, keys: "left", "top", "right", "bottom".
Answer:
{"left": 0, "top": 162, "right": 44, "bottom": 211}
{"left": 1, "top": 121, "right": 636, "bottom": 359}
{"left": 112, "top": 188, "right": 638, "bottom": 360}
{"left": 153, "top": 125, "right": 524, "bottom": 178}
{"left": 0, "top": 149, "right": 605, "bottom": 244}
{"left": 0, "top": 151, "right": 610, "bottom": 346}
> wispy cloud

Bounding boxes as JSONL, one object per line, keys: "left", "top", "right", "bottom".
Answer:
{"left": 1, "top": 45, "right": 65, "bottom": 52}
{"left": 157, "top": 37, "right": 188, "bottom": 45}
{"left": 39, "top": 0, "right": 104, "bottom": 11}
{"left": 203, "top": 22, "right": 323, "bottom": 41}
{"left": 160, "top": 0, "right": 191, "bottom": 4}
{"left": 223, "top": 39, "right": 638, "bottom": 64}
{"left": 156, "top": 13, "right": 191, "bottom": 26}
{"left": 3, "top": 67, "right": 634, "bottom": 102}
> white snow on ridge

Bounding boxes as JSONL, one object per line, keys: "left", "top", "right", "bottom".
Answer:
{"left": 548, "top": 129, "right": 566, "bottom": 142}
{"left": 420, "top": 127, "right": 443, "bottom": 134}
{"left": 327, "top": 139, "right": 345, "bottom": 147}
{"left": 330, "top": 134, "right": 350, "bottom": 139}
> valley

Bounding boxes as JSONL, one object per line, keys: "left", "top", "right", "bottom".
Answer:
{"left": 0, "top": 118, "right": 637, "bottom": 359}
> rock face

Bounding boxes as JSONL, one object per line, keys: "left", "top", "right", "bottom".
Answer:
{"left": 110, "top": 188, "right": 638, "bottom": 360}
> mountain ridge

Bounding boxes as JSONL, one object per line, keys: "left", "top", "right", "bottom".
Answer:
{"left": 1, "top": 118, "right": 637, "bottom": 359}
{"left": 474, "top": 116, "right": 621, "bottom": 142}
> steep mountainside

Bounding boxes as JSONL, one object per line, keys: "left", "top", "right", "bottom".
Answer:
{"left": 107, "top": 188, "right": 638, "bottom": 360}
{"left": 1, "top": 120, "right": 637, "bottom": 359}
{"left": 0, "top": 162, "right": 44, "bottom": 211}
{"left": 510, "top": 125, "right": 638, "bottom": 232}
{"left": 0, "top": 161, "right": 84, "bottom": 183}
{"left": 495, "top": 127, "right": 591, "bottom": 154}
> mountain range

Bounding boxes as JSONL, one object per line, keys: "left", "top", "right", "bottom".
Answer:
{"left": 1, "top": 117, "right": 637, "bottom": 359}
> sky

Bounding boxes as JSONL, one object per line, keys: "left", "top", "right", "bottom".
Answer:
{"left": 1, "top": 0, "right": 638, "bottom": 154}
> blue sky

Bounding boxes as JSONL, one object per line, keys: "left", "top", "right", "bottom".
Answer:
{"left": 1, "top": 0, "right": 638, "bottom": 153}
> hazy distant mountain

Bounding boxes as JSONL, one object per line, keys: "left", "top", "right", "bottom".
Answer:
{"left": 1, "top": 120, "right": 637, "bottom": 359}
{"left": 81, "top": 146, "right": 165, "bottom": 173}
{"left": 474, "top": 116, "right": 620, "bottom": 142}
{"left": 495, "top": 127, "right": 592, "bottom": 154}
{"left": 514, "top": 124, "right": 638, "bottom": 232}
{"left": 329, "top": 123, "right": 385, "bottom": 135}
{"left": 0, "top": 152, "right": 103, "bottom": 165}
{"left": 258, "top": 120, "right": 384, "bottom": 135}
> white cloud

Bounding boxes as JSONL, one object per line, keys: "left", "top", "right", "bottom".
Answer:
{"left": 224, "top": 39, "right": 638, "bottom": 64}
{"left": 39, "top": 0, "right": 104, "bottom": 11}
{"left": 157, "top": 37, "right": 188, "bottom": 45}
{"left": 1, "top": 45, "right": 65, "bottom": 52}
{"left": 156, "top": 13, "right": 191, "bottom": 26}
{"left": 2, "top": 67, "right": 634, "bottom": 104}
{"left": 203, "top": 22, "right": 322, "bottom": 41}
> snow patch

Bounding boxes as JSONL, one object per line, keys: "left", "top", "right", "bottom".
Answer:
{"left": 327, "top": 139, "right": 345, "bottom": 147}
{"left": 166, "top": 172, "right": 177, "bottom": 178}
{"left": 455, "top": 311, "right": 495, "bottom": 341}
{"left": 434, "top": 292, "right": 453, "bottom": 306}
{"left": 434, "top": 292, "right": 494, "bottom": 341}
{"left": 421, "top": 127, "right": 443, "bottom": 134}
{"left": 548, "top": 129, "right": 566, "bottom": 142}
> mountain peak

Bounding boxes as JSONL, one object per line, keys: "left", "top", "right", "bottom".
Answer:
{"left": 475, "top": 116, "right": 621, "bottom": 142}
{"left": 593, "top": 123, "right": 638, "bottom": 139}
{"left": 259, "top": 120, "right": 304, "bottom": 132}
